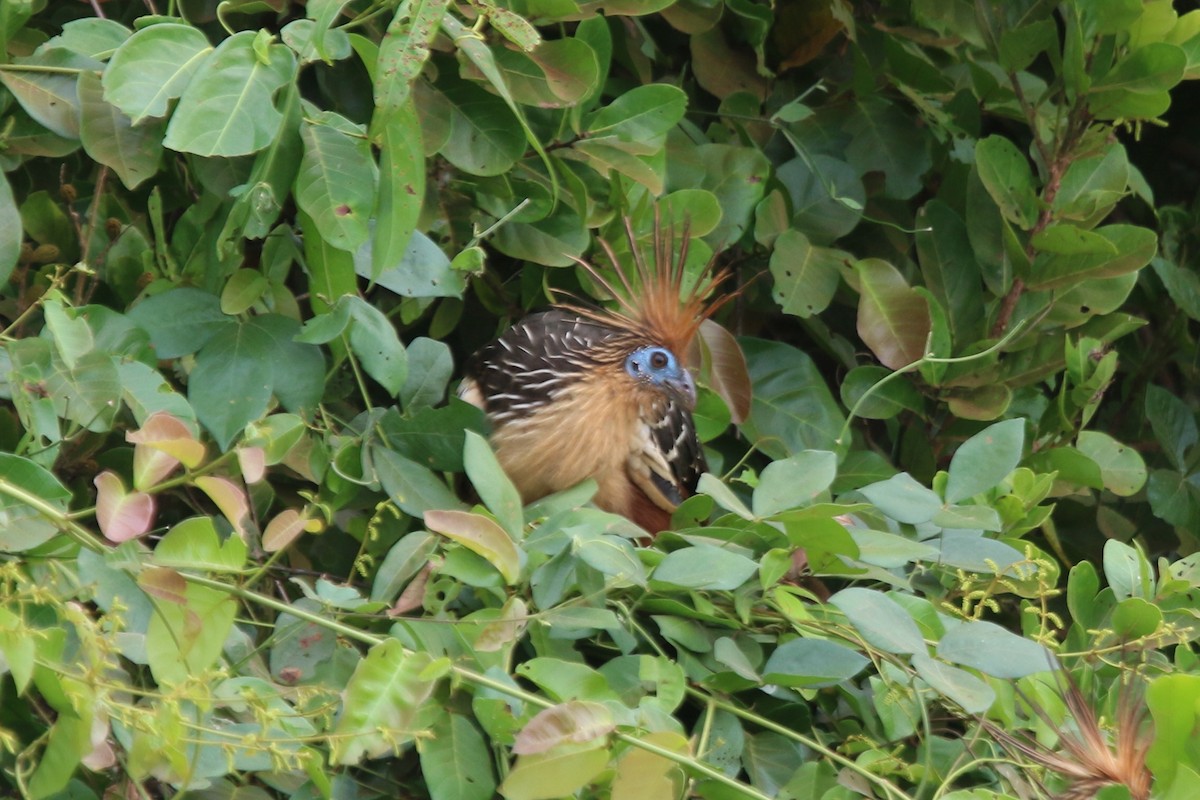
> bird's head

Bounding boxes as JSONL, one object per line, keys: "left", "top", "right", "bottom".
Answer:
{"left": 624, "top": 344, "right": 696, "bottom": 409}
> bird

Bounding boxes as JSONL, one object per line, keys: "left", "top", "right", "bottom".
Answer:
{"left": 458, "top": 215, "right": 733, "bottom": 534}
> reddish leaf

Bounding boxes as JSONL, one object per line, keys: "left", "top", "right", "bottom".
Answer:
{"left": 131, "top": 444, "right": 179, "bottom": 492}
{"left": 127, "top": 411, "right": 205, "bottom": 489}
{"left": 94, "top": 471, "right": 155, "bottom": 542}
{"left": 388, "top": 562, "right": 432, "bottom": 617}
{"left": 513, "top": 701, "right": 615, "bottom": 755}
{"left": 696, "top": 318, "right": 752, "bottom": 424}
{"left": 137, "top": 567, "right": 187, "bottom": 604}
{"left": 195, "top": 476, "right": 251, "bottom": 538}
{"left": 238, "top": 446, "right": 266, "bottom": 483}
{"left": 856, "top": 259, "right": 931, "bottom": 370}
{"left": 262, "top": 508, "right": 307, "bottom": 552}
{"left": 424, "top": 509, "right": 522, "bottom": 584}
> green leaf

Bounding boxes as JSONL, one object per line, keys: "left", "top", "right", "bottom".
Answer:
{"left": 775, "top": 153, "right": 865, "bottom": 242}
{"left": 830, "top": 588, "right": 926, "bottom": 655}
{"left": 911, "top": 653, "right": 995, "bottom": 714}
{"left": 371, "top": 531, "right": 438, "bottom": 602}
{"left": 974, "top": 136, "right": 1038, "bottom": 230}
{"left": 762, "top": 638, "right": 869, "bottom": 687}
{"left": 300, "top": 206, "right": 358, "bottom": 309}
{"left": 249, "top": 314, "right": 326, "bottom": 413}
{"left": 848, "top": 529, "right": 939, "bottom": 569}
{"left": 400, "top": 337, "right": 453, "bottom": 412}
{"left": 937, "top": 620, "right": 1053, "bottom": 678}
{"left": 1146, "top": 674, "right": 1200, "bottom": 790}
{"left": 1032, "top": 224, "right": 1119, "bottom": 256}
{"left": 1111, "top": 596, "right": 1163, "bottom": 640}
{"left": 1148, "top": 468, "right": 1200, "bottom": 530}
{"left": 220, "top": 269, "right": 268, "bottom": 315}
{"left": 1027, "top": 224, "right": 1157, "bottom": 291}
{"left": 438, "top": 76, "right": 526, "bottom": 176}
{"left": 143, "top": 572, "right": 237, "bottom": 685}
{"left": 374, "top": 0, "right": 447, "bottom": 114}
{"left": 346, "top": 297, "right": 407, "bottom": 395}
{"left": 1067, "top": 560, "right": 1101, "bottom": 630}
{"left": 296, "top": 110, "right": 378, "bottom": 252}
{"left": 1154, "top": 256, "right": 1200, "bottom": 322}
{"left": 769, "top": 229, "right": 846, "bottom": 318}
{"left": 934, "top": 531, "right": 1024, "bottom": 572}
{"left": 188, "top": 323, "right": 275, "bottom": 449}
{"left": 492, "top": 204, "right": 590, "bottom": 267}
{"left": 1, "top": 49, "right": 91, "bottom": 139}
{"left": 164, "top": 31, "right": 297, "bottom": 156}
{"left": 464, "top": 431, "right": 524, "bottom": 538}
{"left": 1093, "top": 42, "right": 1186, "bottom": 95}
{"left": 372, "top": 98, "right": 425, "bottom": 281}
{"left": 587, "top": 83, "right": 686, "bottom": 142}
{"left": 0, "top": 171, "right": 19, "bottom": 286}
{"left": 0, "top": 452, "right": 72, "bottom": 552}
{"left": 652, "top": 544, "right": 758, "bottom": 590}
{"left": 858, "top": 472, "right": 941, "bottom": 525}
{"left": 514, "top": 38, "right": 599, "bottom": 106}
{"left": 944, "top": 419, "right": 1025, "bottom": 503}
{"left": 840, "top": 365, "right": 924, "bottom": 420}
{"left": 1052, "top": 142, "right": 1130, "bottom": 222}
{"left": 1145, "top": 385, "right": 1197, "bottom": 471}
{"left": 753, "top": 450, "right": 837, "bottom": 516}
{"left": 1076, "top": 431, "right": 1147, "bottom": 496}
{"left": 425, "top": 509, "right": 523, "bottom": 584}
{"left": 0, "top": 609, "right": 34, "bottom": 693}
{"left": 1103, "top": 539, "right": 1154, "bottom": 600}
{"left": 667, "top": 143, "right": 771, "bottom": 244}
{"left": 915, "top": 200, "right": 984, "bottom": 344}
{"left": 856, "top": 258, "right": 931, "bottom": 370}
{"left": 742, "top": 732, "right": 804, "bottom": 798}
{"left": 47, "top": 17, "right": 130, "bottom": 58}
{"left": 500, "top": 747, "right": 610, "bottom": 800}
{"left": 26, "top": 714, "right": 89, "bottom": 799}
{"left": 78, "top": 70, "right": 164, "bottom": 189}
{"left": 375, "top": 447, "right": 466, "bottom": 515}
{"left": 128, "top": 287, "right": 232, "bottom": 359}
{"left": 610, "top": 731, "right": 688, "bottom": 799}
{"left": 999, "top": 18, "right": 1058, "bottom": 72}
{"left": 103, "top": 23, "right": 213, "bottom": 123}
{"left": 331, "top": 640, "right": 444, "bottom": 764}
{"left": 739, "top": 338, "right": 845, "bottom": 459}
{"left": 152, "top": 517, "right": 248, "bottom": 572}
{"left": 421, "top": 712, "right": 496, "bottom": 800}
{"left": 366, "top": 229, "right": 465, "bottom": 298}
{"left": 44, "top": 350, "right": 122, "bottom": 433}
{"left": 844, "top": 96, "right": 932, "bottom": 200}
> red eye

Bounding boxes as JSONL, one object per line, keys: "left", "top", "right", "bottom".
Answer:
{"left": 650, "top": 351, "right": 669, "bottom": 369}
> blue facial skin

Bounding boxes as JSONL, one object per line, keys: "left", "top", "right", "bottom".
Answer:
{"left": 625, "top": 346, "right": 697, "bottom": 409}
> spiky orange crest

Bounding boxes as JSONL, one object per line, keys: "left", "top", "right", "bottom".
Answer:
{"left": 563, "top": 213, "right": 731, "bottom": 362}
{"left": 984, "top": 673, "right": 1152, "bottom": 800}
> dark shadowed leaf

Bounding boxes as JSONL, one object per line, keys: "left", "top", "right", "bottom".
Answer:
{"left": 856, "top": 259, "right": 931, "bottom": 370}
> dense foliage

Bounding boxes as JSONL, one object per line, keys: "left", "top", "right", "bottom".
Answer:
{"left": 1, "top": 0, "right": 1200, "bottom": 798}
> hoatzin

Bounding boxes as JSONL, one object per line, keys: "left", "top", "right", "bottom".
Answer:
{"left": 459, "top": 217, "right": 734, "bottom": 534}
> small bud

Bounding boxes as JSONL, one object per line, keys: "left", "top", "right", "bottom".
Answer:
{"left": 31, "top": 244, "right": 60, "bottom": 264}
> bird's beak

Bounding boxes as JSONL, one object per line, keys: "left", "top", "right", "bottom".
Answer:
{"left": 667, "top": 370, "right": 697, "bottom": 410}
